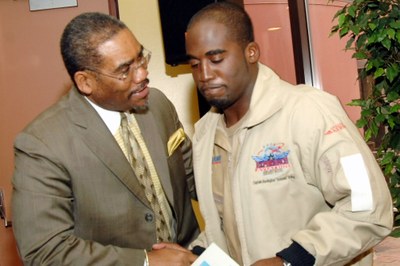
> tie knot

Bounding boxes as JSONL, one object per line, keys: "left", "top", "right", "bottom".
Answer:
{"left": 120, "top": 112, "right": 127, "bottom": 119}
{"left": 120, "top": 112, "right": 129, "bottom": 127}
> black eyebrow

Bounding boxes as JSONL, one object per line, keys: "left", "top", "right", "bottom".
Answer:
{"left": 205, "top": 49, "right": 226, "bottom": 56}
{"left": 187, "top": 49, "right": 227, "bottom": 60}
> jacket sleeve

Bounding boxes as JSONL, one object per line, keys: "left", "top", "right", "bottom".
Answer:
{"left": 289, "top": 92, "right": 393, "bottom": 266}
{"left": 12, "top": 133, "right": 147, "bottom": 266}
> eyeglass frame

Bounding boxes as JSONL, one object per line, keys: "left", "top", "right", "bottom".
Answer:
{"left": 85, "top": 47, "right": 152, "bottom": 82}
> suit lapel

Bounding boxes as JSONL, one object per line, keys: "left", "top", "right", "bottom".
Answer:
{"left": 67, "top": 88, "right": 150, "bottom": 208}
{"left": 134, "top": 112, "right": 175, "bottom": 205}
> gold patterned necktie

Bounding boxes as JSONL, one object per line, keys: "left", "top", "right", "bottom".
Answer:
{"left": 119, "top": 113, "right": 171, "bottom": 242}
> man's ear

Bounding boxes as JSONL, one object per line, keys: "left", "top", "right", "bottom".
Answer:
{"left": 246, "top": 42, "right": 260, "bottom": 64}
{"left": 74, "top": 71, "right": 94, "bottom": 95}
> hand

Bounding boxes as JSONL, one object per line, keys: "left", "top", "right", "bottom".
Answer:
{"left": 251, "top": 256, "right": 284, "bottom": 266}
{"left": 152, "top": 242, "right": 189, "bottom": 253}
{"left": 148, "top": 242, "right": 198, "bottom": 265}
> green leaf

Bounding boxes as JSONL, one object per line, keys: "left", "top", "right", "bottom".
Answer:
{"left": 389, "top": 20, "right": 400, "bottom": 29}
{"left": 377, "top": 30, "right": 387, "bottom": 42}
{"left": 390, "top": 104, "right": 400, "bottom": 113}
{"left": 338, "top": 13, "right": 346, "bottom": 27}
{"left": 382, "top": 38, "right": 392, "bottom": 50}
{"left": 368, "top": 23, "right": 377, "bottom": 31}
{"left": 381, "top": 152, "right": 395, "bottom": 166}
{"left": 384, "top": 163, "right": 394, "bottom": 176}
{"left": 364, "top": 128, "right": 372, "bottom": 141}
{"left": 339, "top": 27, "right": 349, "bottom": 37}
{"left": 367, "top": 2, "right": 379, "bottom": 9}
{"left": 388, "top": 28, "right": 396, "bottom": 39}
{"left": 356, "top": 118, "right": 368, "bottom": 128}
{"left": 345, "top": 37, "right": 355, "bottom": 49}
{"left": 370, "top": 120, "right": 379, "bottom": 137}
{"left": 348, "top": 5, "right": 356, "bottom": 18}
{"left": 349, "top": 99, "right": 365, "bottom": 107}
{"left": 374, "top": 68, "right": 385, "bottom": 79}
{"left": 388, "top": 116, "right": 396, "bottom": 129}
{"left": 390, "top": 133, "right": 400, "bottom": 150}
{"left": 380, "top": 106, "right": 391, "bottom": 115}
{"left": 353, "top": 51, "right": 368, "bottom": 59}
{"left": 395, "top": 159, "right": 400, "bottom": 173}
{"left": 387, "top": 64, "right": 400, "bottom": 83}
{"left": 356, "top": 34, "right": 368, "bottom": 48}
{"left": 350, "top": 25, "right": 361, "bottom": 36}
{"left": 387, "top": 91, "right": 399, "bottom": 102}
{"left": 330, "top": 25, "right": 339, "bottom": 34}
{"left": 366, "top": 61, "right": 374, "bottom": 71}
{"left": 375, "top": 113, "right": 386, "bottom": 123}
{"left": 361, "top": 108, "right": 373, "bottom": 117}
{"left": 369, "top": 33, "right": 378, "bottom": 43}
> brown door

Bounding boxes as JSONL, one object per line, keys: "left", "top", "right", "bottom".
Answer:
{"left": 0, "top": 186, "right": 22, "bottom": 266}
{"left": 0, "top": 225, "right": 22, "bottom": 266}
{"left": 0, "top": 1, "right": 112, "bottom": 266}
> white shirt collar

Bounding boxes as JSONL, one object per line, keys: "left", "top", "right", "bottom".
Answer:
{"left": 85, "top": 97, "right": 121, "bottom": 135}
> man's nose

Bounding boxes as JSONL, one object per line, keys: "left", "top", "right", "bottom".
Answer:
{"left": 198, "top": 62, "right": 215, "bottom": 82}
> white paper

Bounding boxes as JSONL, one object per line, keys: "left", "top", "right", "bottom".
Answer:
{"left": 340, "top": 153, "right": 373, "bottom": 211}
{"left": 192, "top": 243, "right": 239, "bottom": 266}
{"left": 30, "top": 0, "right": 78, "bottom": 11}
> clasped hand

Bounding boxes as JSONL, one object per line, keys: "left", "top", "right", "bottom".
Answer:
{"left": 149, "top": 242, "right": 198, "bottom": 266}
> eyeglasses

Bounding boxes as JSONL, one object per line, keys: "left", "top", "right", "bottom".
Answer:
{"left": 86, "top": 48, "right": 151, "bottom": 82}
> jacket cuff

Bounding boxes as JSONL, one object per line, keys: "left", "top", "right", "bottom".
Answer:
{"left": 191, "top": 245, "right": 206, "bottom": 256}
{"left": 276, "top": 241, "right": 315, "bottom": 266}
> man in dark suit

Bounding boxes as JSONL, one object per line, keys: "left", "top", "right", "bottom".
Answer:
{"left": 11, "top": 12, "right": 199, "bottom": 265}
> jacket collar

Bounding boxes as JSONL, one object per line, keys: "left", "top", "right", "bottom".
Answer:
{"left": 244, "top": 63, "right": 285, "bottom": 128}
{"left": 66, "top": 87, "right": 151, "bottom": 208}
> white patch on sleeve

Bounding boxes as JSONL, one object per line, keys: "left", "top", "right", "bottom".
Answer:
{"left": 340, "top": 153, "right": 373, "bottom": 211}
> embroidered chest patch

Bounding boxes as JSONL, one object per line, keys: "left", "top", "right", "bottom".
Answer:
{"left": 252, "top": 143, "right": 290, "bottom": 173}
{"left": 212, "top": 155, "right": 222, "bottom": 165}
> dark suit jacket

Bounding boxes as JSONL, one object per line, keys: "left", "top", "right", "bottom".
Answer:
{"left": 12, "top": 87, "right": 199, "bottom": 265}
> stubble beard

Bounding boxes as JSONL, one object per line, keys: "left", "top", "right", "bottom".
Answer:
{"left": 131, "top": 101, "right": 149, "bottom": 113}
{"left": 208, "top": 97, "right": 232, "bottom": 111}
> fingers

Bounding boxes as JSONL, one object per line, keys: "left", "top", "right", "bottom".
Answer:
{"left": 148, "top": 248, "right": 198, "bottom": 265}
{"left": 152, "top": 242, "right": 168, "bottom": 250}
{"left": 152, "top": 242, "right": 190, "bottom": 253}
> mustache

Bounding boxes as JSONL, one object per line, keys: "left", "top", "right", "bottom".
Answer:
{"left": 132, "top": 78, "right": 150, "bottom": 93}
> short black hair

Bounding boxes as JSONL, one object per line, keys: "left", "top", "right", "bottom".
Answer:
{"left": 60, "top": 12, "right": 127, "bottom": 84}
{"left": 187, "top": 2, "right": 254, "bottom": 48}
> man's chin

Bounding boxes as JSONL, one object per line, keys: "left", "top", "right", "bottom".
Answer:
{"left": 208, "top": 98, "right": 231, "bottom": 111}
{"left": 132, "top": 103, "right": 149, "bottom": 113}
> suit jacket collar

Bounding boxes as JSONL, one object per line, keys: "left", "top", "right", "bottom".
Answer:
{"left": 66, "top": 87, "right": 152, "bottom": 208}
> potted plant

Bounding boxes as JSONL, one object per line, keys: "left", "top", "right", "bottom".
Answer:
{"left": 330, "top": 0, "right": 400, "bottom": 233}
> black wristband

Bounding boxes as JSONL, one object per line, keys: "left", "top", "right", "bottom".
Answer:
{"left": 276, "top": 241, "right": 315, "bottom": 266}
{"left": 191, "top": 245, "right": 206, "bottom": 256}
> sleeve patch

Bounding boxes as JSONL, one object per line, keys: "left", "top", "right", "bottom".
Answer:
{"left": 340, "top": 153, "right": 373, "bottom": 212}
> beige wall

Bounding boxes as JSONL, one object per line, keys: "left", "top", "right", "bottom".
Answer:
{"left": 118, "top": 0, "right": 200, "bottom": 138}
